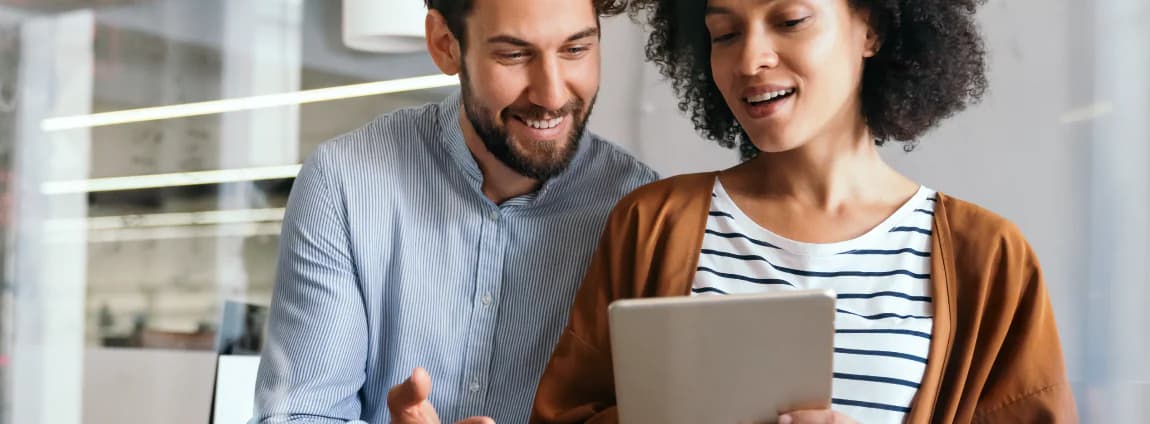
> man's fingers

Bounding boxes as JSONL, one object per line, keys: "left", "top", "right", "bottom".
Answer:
{"left": 387, "top": 367, "right": 433, "bottom": 411}
{"left": 457, "top": 417, "right": 495, "bottom": 424}
{"left": 384, "top": 370, "right": 487, "bottom": 424}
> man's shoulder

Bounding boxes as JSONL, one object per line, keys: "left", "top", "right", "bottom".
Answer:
{"left": 317, "top": 101, "right": 442, "bottom": 160}
{"left": 300, "top": 101, "right": 445, "bottom": 197}
{"left": 578, "top": 133, "right": 659, "bottom": 188}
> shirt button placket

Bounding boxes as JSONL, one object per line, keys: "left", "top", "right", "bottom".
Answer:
{"left": 464, "top": 206, "right": 502, "bottom": 415}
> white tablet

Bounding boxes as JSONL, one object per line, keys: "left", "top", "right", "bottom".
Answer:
{"left": 608, "top": 289, "right": 836, "bottom": 424}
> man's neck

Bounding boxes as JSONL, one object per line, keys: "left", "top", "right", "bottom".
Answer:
{"left": 458, "top": 106, "right": 542, "bottom": 204}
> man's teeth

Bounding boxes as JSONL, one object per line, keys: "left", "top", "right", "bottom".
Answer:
{"left": 746, "top": 88, "right": 795, "bottom": 103}
{"left": 523, "top": 117, "right": 564, "bottom": 129}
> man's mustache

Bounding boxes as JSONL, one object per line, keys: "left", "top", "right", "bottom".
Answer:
{"left": 505, "top": 100, "right": 583, "bottom": 121}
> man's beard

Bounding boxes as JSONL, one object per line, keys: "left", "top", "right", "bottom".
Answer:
{"left": 460, "top": 70, "right": 595, "bottom": 181}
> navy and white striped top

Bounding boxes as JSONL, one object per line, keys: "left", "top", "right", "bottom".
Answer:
{"left": 253, "top": 91, "right": 657, "bottom": 424}
{"left": 692, "top": 179, "right": 935, "bottom": 423}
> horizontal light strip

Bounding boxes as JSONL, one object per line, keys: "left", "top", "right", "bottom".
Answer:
{"left": 1060, "top": 101, "right": 1114, "bottom": 125}
{"left": 40, "top": 74, "right": 459, "bottom": 131}
{"left": 42, "top": 164, "right": 302, "bottom": 194}
{"left": 46, "top": 222, "right": 285, "bottom": 244}
{"left": 45, "top": 208, "right": 287, "bottom": 232}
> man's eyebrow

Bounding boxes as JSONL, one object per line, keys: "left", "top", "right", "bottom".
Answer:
{"left": 486, "top": 35, "right": 531, "bottom": 47}
{"left": 566, "top": 27, "right": 599, "bottom": 42}
{"left": 485, "top": 27, "right": 600, "bottom": 47}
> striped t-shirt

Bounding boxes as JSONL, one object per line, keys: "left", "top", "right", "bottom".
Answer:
{"left": 691, "top": 178, "right": 936, "bottom": 423}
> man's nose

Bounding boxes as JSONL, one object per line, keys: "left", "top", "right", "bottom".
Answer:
{"left": 527, "top": 55, "right": 568, "bottom": 113}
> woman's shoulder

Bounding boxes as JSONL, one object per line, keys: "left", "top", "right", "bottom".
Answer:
{"left": 611, "top": 171, "right": 719, "bottom": 215}
{"left": 936, "top": 192, "right": 1032, "bottom": 252}
{"left": 935, "top": 193, "right": 1044, "bottom": 300}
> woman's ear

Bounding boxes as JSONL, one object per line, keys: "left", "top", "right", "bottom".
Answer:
{"left": 864, "top": 26, "right": 882, "bottom": 58}
{"left": 426, "top": 10, "right": 463, "bottom": 75}
{"left": 861, "top": 9, "right": 883, "bottom": 58}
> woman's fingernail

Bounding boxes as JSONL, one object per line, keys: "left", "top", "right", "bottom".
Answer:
{"left": 778, "top": 414, "right": 793, "bottom": 424}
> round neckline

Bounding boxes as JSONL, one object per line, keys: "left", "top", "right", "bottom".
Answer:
{"left": 710, "top": 178, "right": 931, "bottom": 257}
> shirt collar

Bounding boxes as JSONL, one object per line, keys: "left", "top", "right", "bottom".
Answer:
{"left": 436, "top": 90, "right": 593, "bottom": 209}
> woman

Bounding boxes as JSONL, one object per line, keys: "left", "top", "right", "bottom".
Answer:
{"left": 532, "top": 0, "right": 1076, "bottom": 423}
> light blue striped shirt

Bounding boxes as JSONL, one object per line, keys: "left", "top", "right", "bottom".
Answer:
{"left": 253, "top": 91, "right": 657, "bottom": 424}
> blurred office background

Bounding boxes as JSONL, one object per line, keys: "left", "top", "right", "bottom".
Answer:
{"left": 0, "top": 0, "right": 1145, "bottom": 422}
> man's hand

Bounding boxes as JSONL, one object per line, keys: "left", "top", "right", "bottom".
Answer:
{"left": 386, "top": 368, "right": 494, "bottom": 424}
{"left": 778, "top": 409, "right": 859, "bottom": 424}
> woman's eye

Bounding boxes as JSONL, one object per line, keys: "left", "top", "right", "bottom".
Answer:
{"left": 711, "top": 33, "right": 738, "bottom": 44}
{"left": 781, "top": 16, "right": 811, "bottom": 28}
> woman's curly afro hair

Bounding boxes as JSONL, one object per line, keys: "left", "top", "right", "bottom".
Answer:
{"left": 628, "top": 0, "right": 988, "bottom": 159}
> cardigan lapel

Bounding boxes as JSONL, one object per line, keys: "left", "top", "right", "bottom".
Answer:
{"left": 905, "top": 193, "right": 958, "bottom": 423}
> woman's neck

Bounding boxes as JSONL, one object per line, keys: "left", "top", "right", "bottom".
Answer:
{"left": 728, "top": 122, "right": 914, "bottom": 212}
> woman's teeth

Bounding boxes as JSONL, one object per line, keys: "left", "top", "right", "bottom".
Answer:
{"left": 746, "top": 88, "right": 796, "bottom": 103}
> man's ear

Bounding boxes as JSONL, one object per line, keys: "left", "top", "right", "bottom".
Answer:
{"left": 426, "top": 10, "right": 463, "bottom": 75}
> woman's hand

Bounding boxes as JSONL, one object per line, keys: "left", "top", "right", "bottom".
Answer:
{"left": 778, "top": 409, "right": 859, "bottom": 424}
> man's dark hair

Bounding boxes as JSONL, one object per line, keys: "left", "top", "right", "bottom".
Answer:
{"left": 628, "top": 0, "right": 989, "bottom": 159}
{"left": 425, "top": 0, "right": 629, "bottom": 50}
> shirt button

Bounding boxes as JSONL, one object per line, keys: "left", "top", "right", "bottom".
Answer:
{"left": 481, "top": 293, "right": 493, "bottom": 306}
{"left": 469, "top": 380, "right": 481, "bottom": 393}
{"left": 487, "top": 210, "right": 500, "bottom": 220}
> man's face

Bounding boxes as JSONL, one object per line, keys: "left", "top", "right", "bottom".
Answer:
{"left": 458, "top": 0, "right": 601, "bottom": 180}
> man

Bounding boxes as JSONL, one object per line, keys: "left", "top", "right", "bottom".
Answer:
{"left": 252, "top": 0, "right": 654, "bottom": 423}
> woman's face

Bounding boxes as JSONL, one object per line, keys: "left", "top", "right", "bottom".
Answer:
{"left": 705, "top": 0, "right": 878, "bottom": 153}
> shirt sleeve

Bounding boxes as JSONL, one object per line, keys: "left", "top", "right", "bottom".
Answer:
{"left": 252, "top": 146, "right": 370, "bottom": 424}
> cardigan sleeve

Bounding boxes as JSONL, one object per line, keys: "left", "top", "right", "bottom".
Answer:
{"left": 968, "top": 234, "right": 1078, "bottom": 423}
{"left": 530, "top": 174, "right": 716, "bottom": 424}
{"left": 530, "top": 198, "right": 645, "bottom": 424}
